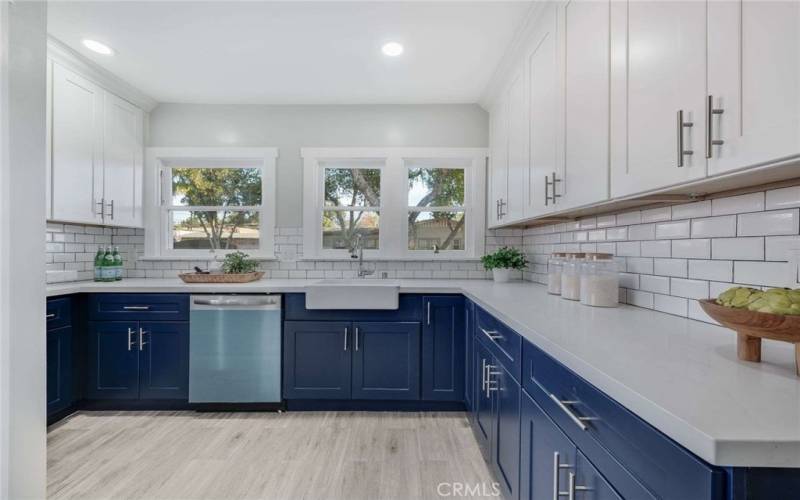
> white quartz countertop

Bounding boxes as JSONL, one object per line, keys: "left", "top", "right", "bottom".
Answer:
{"left": 47, "top": 278, "right": 800, "bottom": 468}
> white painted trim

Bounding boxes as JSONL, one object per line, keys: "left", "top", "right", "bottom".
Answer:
{"left": 0, "top": 4, "right": 8, "bottom": 496}
{"left": 302, "top": 147, "right": 487, "bottom": 260}
{"left": 144, "top": 147, "right": 279, "bottom": 259}
{"left": 47, "top": 36, "right": 157, "bottom": 112}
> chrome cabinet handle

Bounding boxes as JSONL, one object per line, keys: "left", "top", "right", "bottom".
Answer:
{"left": 481, "top": 358, "right": 487, "bottom": 392}
{"left": 499, "top": 198, "right": 507, "bottom": 218}
{"left": 354, "top": 327, "right": 359, "bottom": 351}
{"left": 138, "top": 328, "right": 147, "bottom": 351}
{"left": 551, "top": 171, "right": 562, "bottom": 204}
{"left": 496, "top": 200, "right": 500, "bottom": 220}
{"left": 544, "top": 174, "right": 551, "bottom": 206}
{"left": 123, "top": 306, "right": 150, "bottom": 311}
{"left": 553, "top": 452, "right": 573, "bottom": 499}
{"left": 46, "top": 313, "right": 56, "bottom": 319}
{"left": 677, "top": 110, "right": 694, "bottom": 167}
{"left": 567, "top": 472, "right": 590, "bottom": 500}
{"left": 478, "top": 326, "right": 503, "bottom": 342}
{"left": 127, "top": 328, "right": 136, "bottom": 351}
{"left": 706, "top": 95, "right": 725, "bottom": 159}
{"left": 106, "top": 199, "right": 114, "bottom": 220}
{"left": 485, "top": 364, "right": 501, "bottom": 397}
{"left": 548, "top": 393, "right": 598, "bottom": 431}
{"left": 343, "top": 327, "right": 348, "bottom": 351}
{"left": 95, "top": 198, "right": 105, "bottom": 218}
{"left": 427, "top": 302, "right": 431, "bottom": 325}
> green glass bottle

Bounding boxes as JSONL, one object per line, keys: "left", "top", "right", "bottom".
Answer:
{"left": 102, "top": 247, "right": 115, "bottom": 282}
{"left": 93, "top": 247, "right": 104, "bottom": 282}
{"left": 112, "top": 247, "right": 123, "bottom": 281}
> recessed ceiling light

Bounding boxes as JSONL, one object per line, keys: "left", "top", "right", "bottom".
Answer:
{"left": 381, "top": 42, "right": 404, "bottom": 57}
{"left": 82, "top": 39, "right": 114, "bottom": 56}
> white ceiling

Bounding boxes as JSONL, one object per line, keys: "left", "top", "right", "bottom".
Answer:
{"left": 48, "top": 1, "right": 532, "bottom": 105}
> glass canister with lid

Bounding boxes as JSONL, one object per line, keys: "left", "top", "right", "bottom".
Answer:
{"left": 560, "top": 253, "right": 585, "bottom": 301}
{"left": 547, "top": 252, "right": 567, "bottom": 295}
{"left": 580, "top": 253, "right": 619, "bottom": 307}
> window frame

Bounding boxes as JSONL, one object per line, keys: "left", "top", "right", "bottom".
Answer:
{"left": 301, "top": 147, "right": 487, "bottom": 260}
{"left": 144, "top": 147, "right": 278, "bottom": 259}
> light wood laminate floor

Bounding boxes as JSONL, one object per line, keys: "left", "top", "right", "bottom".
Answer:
{"left": 48, "top": 411, "right": 497, "bottom": 500}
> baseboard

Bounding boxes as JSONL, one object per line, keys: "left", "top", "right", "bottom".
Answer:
{"left": 285, "top": 399, "right": 467, "bottom": 411}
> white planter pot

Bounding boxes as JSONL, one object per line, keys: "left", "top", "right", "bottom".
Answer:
{"left": 492, "top": 268, "right": 513, "bottom": 283}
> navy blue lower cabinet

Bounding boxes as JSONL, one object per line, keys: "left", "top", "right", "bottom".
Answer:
{"left": 352, "top": 322, "right": 420, "bottom": 400}
{"left": 421, "top": 295, "right": 465, "bottom": 401}
{"left": 520, "top": 389, "right": 577, "bottom": 500}
{"left": 138, "top": 322, "right": 189, "bottom": 399}
{"left": 88, "top": 321, "right": 140, "bottom": 399}
{"left": 464, "top": 299, "right": 475, "bottom": 411}
{"left": 472, "top": 339, "right": 493, "bottom": 458}
{"left": 490, "top": 360, "right": 520, "bottom": 500}
{"left": 283, "top": 321, "right": 352, "bottom": 399}
{"left": 47, "top": 326, "right": 73, "bottom": 416}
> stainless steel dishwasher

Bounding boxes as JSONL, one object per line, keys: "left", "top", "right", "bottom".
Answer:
{"left": 189, "top": 295, "right": 281, "bottom": 405}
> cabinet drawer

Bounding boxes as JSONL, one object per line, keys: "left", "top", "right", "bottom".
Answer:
{"left": 475, "top": 306, "right": 521, "bottom": 382}
{"left": 522, "top": 341, "right": 724, "bottom": 500}
{"left": 88, "top": 294, "right": 189, "bottom": 321}
{"left": 46, "top": 297, "right": 72, "bottom": 330}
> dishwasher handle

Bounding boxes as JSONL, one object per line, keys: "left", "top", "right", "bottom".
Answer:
{"left": 191, "top": 295, "right": 281, "bottom": 310}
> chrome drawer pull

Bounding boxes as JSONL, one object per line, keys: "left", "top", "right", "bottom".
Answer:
{"left": 123, "top": 306, "right": 150, "bottom": 311}
{"left": 46, "top": 313, "right": 56, "bottom": 319}
{"left": 478, "top": 326, "right": 503, "bottom": 342}
{"left": 343, "top": 327, "right": 348, "bottom": 351}
{"left": 548, "top": 393, "right": 594, "bottom": 431}
{"left": 127, "top": 328, "right": 137, "bottom": 351}
{"left": 138, "top": 328, "right": 148, "bottom": 351}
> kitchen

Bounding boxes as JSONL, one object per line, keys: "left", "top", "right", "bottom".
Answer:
{"left": 1, "top": 0, "right": 800, "bottom": 498}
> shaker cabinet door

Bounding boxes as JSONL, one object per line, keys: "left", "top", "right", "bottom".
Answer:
{"left": 707, "top": 0, "right": 800, "bottom": 175}
{"left": 50, "top": 62, "right": 104, "bottom": 224}
{"left": 610, "top": 1, "right": 707, "bottom": 197}
{"left": 488, "top": 93, "right": 509, "bottom": 227}
{"left": 87, "top": 321, "right": 140, "bottom": 399}
{"left": 351, "top": 322, "right": 420, "bottom": 400}
{"left": 283, "top": 321, "right": 352, "bottom": 399}
{"left": 138, "top": 321, "right": 189, "bottom": 400}
{"left": 421, "top": 296, "right": 465, "bottom": 402}
{"left": 505, "top": 64, "right": 528, "bottom": 223}
{"left": 102, "top": 92, "right": 144, "bottom": 228}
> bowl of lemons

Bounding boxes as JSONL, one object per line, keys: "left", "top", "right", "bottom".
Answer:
{"left": 699, "top": 287, "right": 800, "bottom": 376}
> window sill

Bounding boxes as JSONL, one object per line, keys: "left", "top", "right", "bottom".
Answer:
{"left": 139, "top": 254, "right": 278, "bottom": 262}
{"left": 299, "top": 256, "right": 482, "bottom": 262}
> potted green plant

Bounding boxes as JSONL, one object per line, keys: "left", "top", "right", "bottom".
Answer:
{"left": 221, "top": 251, "right": 259, "bottom": 274}
{"left": 481, "top": 247, "right": 528, "bottom": 283}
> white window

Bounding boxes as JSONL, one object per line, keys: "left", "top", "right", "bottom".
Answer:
{"left": 302, "top": 148, "right": 487, "bottom": 260}
{"left": 145, "top": 148, "right": 277, "bottom": 258}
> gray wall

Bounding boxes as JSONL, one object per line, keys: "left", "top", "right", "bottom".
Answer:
{"left": 1, "top": 1, "right": 48, "bottom": 497}
{"left": 148, "top": 104, "right": 489, "bottom": 227}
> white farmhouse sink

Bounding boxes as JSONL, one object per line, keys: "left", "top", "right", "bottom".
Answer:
{"left": 304, "top": 279, "right": 400, "bottom": 310}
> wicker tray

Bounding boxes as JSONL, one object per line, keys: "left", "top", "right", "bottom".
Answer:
{"left": 698, "top": 299, "right": 800, "bottom": 376}
{"left": 178, "top": 272, "right": 264, "bottom": 284}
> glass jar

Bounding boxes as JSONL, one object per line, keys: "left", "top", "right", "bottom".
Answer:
{"left": 547, "top": 253, "right": 566, "bottom": 295}
{"left": 580, "top": 253, "right": 619, "bottom": 307}
{"left": 560, "top": 253, "right": 585, "bottom": 301}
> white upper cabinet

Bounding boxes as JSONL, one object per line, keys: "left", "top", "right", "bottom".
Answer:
{"left": 488, "top": 91, "right": 509, "bottom": 227}
{"left": 505, "top": 64, "right": 528, "bottom": 222}
{"left": 560, "top": 0, "right": 610, "bottom": 209}
{"left": 707, "top": 1, "right": 800, "bottom": 175}
{"left": 611, "top": 1, "right": 708, "bottom": 198}
{"left": 48, "top": 60, "right": 145, "bottom": 227}
{"left": 50, "top": 62, "right": 104, "bottom": 224}
{"left": 526, "top": 5, "right": 561, "bottom": 218}
{"left": 103, "top": 93, "right": 144, "bottom": 228}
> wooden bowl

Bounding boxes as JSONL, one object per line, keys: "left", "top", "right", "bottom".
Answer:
{"left": 698, "top": 299, "right": 800, "bottom": 376}
{"left": 178, "top": 271, "right": 264, "bottom": 284}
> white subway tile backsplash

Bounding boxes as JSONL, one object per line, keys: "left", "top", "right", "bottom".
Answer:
{"left": 605, "top": 227, "right": 628, "bottom": 241}
{"left": 656, "top": 220, "right": 690, "bottom": 240}
{"left": 688, "top": 299, "right": 718, "bottom": 325}
{"left": 641, "top": 240, "right": 671, "bottom": 258}
{"left": 628, "top": 224, "right": 655, "bottom": 240}
{"left": 616, "top": 241, "right": 641, "bottom": 257}
{"left": 671, "top": 201, "right": 711, "bottom": 220}
{"left": 691, "top": 215, "right": 737, "bottom": 238}
{"left": 711, "top": 237, "right": 764, "bottom": 261}
{"left": 737, "top": 209, "right": 799, "bottom": 236}
{"left": 640, "top": 275, "right": 669, "bottom": 294}
{"left": 641, "top": 207, "right": 671, "bottom": 223}
{"left": 579, "top": 217, "right": 597, "bottom": 229}
{"left": 653, "top": 258, "right": 688, "bottom": 278}
{"left": 626, "top": 257, "right": 654, "bottom": 274}
{"left": 627, "top": 290, "right": 654, "bottom": 309}
{"left": 734, "top": 261, "right": 793, "bottom": 288}
{"left": 654, "top": 294, "right": 688, "bottom": 317}
{"left": 711, "top": 192, "right": 764, "bottom": 216}
{"left": 588, "top": 230, "right": 606, "bottom": 241}
{"left": 764, "top": 236, "right": 800, "bottom": 262}
{"left": 596, "top": 215, "right": 616, "bottom": 228}
{"left": 669, "top": 278, "right": 709, "bottom": 299}
{"left": 616, "top": 211, "right": 642, "bottom": 226}
{"left": 671, "top": 239, "right": 710, "bottom": 259}
{"left": 688, "top": 260, "right": 733, "bottom": 282}
{"left": 619, "top": 272, "right": 640, "bottom": 289}
{"left": 766, "top": 185, "right": 800, "bottom": 210}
